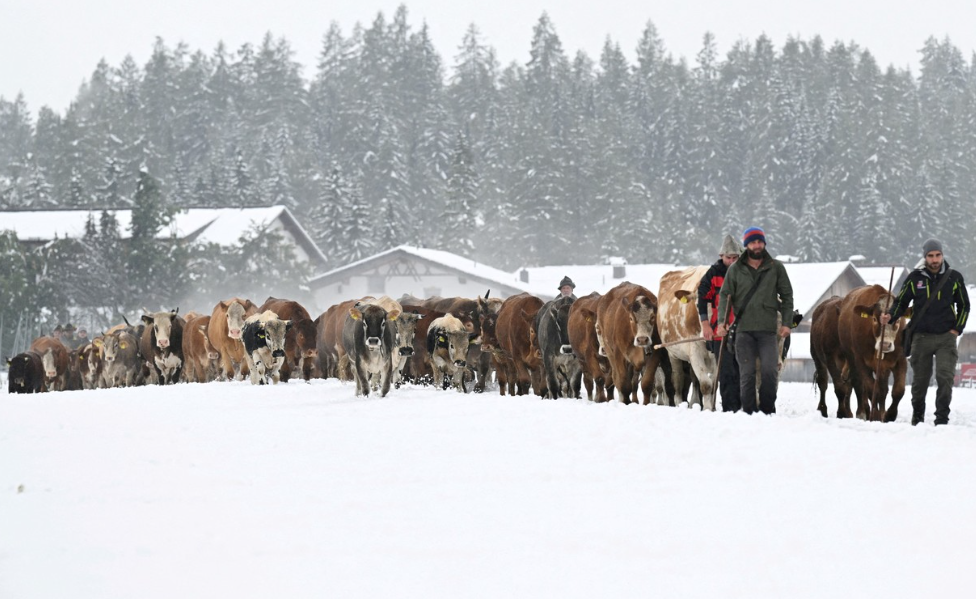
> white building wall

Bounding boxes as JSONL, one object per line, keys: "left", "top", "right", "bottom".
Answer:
{"left": 266, "top": 219, "right": 312, "bottom": 264}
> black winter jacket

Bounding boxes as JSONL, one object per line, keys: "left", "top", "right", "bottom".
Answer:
{"left": 889, "top": 261, "right": 969, "bottom": 335}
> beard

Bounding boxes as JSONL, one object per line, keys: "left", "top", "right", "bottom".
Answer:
{"left": 747, "top": 248, "right": 764, "bottom": 260}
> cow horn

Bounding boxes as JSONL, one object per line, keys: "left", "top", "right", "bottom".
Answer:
{"left": 484, "top": 290, "right": 490, "bottom": 300}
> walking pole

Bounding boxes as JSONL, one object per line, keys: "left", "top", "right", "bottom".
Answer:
{"left": 871, "top": 266, "right": 897, "bottom": 420}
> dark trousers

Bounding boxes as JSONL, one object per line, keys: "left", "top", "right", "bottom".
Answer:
{"left": 734, "top": 330, "right": 779, "bottom": 415}
{"left": 910, "top": 332, "right": 958, "bottom": 424}
{"left": 709, "top": 339, "right": 741, "bottom": 412}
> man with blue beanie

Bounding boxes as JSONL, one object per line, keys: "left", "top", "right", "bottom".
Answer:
{"left": 715, "top": 226, "right": 794, "bottom": 415}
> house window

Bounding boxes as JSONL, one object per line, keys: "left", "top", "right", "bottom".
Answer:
{"left": 367, "top": 276, "right": 385, "bottom": 294}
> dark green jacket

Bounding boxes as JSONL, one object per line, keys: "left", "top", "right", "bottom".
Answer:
{"left": 716, "top": 250, "right": 794, "bottom": 333}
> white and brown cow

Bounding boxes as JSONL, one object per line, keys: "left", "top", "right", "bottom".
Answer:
{"left": 139, "top": 309, "right": 185, "bottom": 385}
{"left": 208, "top": 298, "right": 258, "bottom": 381}
{"left": 657, "top": 266, "right": 718, "bottom": 410}
{"left": 365, "top": 296, "right": 423, "bottom": 387}
{"left": 341, "top": 303, "right": 400, "bottom": 397}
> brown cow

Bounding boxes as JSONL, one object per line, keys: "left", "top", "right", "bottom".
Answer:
{"left": 183, "top": 315, "right": 221, "bottom": 383}
{"left": 495, "top": 293, "right": 546, "bottom": 396}
{"left": 328, "top": 298, "right": 374, "bottom": 381}
{"left": 208, "top": 298, "right": 258, "bottom": 380}
{"left": 811, "top": 297, "right": 849, "bottom": 418}
{"left": 657, "top": 266, "right": 716, "bottom": 409}
{"left": 29, "top": 336, "right": 69, "bottom": 392}
{"left": 835, "top": 285, "right": 910, "bottom": 421}
{"left": 596, "top": 282, "right": 671, "bottom": 405}
{"left": 65, "top": 347, "right": 85, "bottom": 391}
{"left": 568, "top": 292, "right": 613, "bottom": 402}
{"left": 259, "top": 297, "right": 318, "bottom": 382}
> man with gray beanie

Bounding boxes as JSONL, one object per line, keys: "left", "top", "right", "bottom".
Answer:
{"left": 882, "top": 238, "right": 969, "bottom": 425}
{"left": 698, "top": 234, "right": 744, "bottom": 411}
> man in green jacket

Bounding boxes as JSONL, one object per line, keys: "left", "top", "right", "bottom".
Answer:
{"left": 715, "top": 226, "right": 794, "bottom": 415}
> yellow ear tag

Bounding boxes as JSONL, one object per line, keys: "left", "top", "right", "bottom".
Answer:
{"left": 389, "top": 315, "right": 397, "bottom": 321}
{"left": 94, "top": 339, "right": 103, "bottom": 347}
{"left": 680, "top": 296, "right": 688, "bottom": 304}
{"left": 861, "top": 313, "right": 869, "bottom": 318}
{"left": 120, "top": 343, "right": 127, "bottom": 349}
{"left": 79, "top": 355, "right": 84, "bottom": 361}
{"left": 258, "top": 333, "right": 265, "bottom": 339}
{"left": 351, "top": 312, "right": 360, "bottom": 320}
{"left": 585, "top": 316, "right": 592, "bottom": 322}
{"left": 438, "top": 336, "right": 446, "bottom": 343}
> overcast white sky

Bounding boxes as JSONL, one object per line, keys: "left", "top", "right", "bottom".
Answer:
{"left": 2, "top": 0, "right": 973, "bottom": 114}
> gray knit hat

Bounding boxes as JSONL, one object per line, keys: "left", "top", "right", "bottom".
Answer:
{"left": 922, "top": 238, "right": 943, "bottom": 255}
{"left": 719, "top": 234, "right": 744, "bottom": 256}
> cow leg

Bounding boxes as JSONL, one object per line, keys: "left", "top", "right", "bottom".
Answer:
{"left": 611, "top": 355, "right": 632, "bottom": 405}
{"left": 813, "top": 354, "right": 830, "bottom": 417}
{"left": 379, "top": 364, "right": 392, "bottom": 398}
{"left": 871, "top": 371, "right": 889, "bottom": 422}
{"left": 691, "top": 350, "right": 717, "bottom": 412}
{"left": 885, "top": 359, "right": 907, "bottom": 422}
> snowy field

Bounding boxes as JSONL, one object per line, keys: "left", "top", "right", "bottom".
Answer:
{"left": 2, "top": 378, "right": 975, "bottom": 599}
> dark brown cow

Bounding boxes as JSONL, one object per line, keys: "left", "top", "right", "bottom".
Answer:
{"left": 811, "top": 297, "right": 847, "bottom": 418}
{"left": 29, "top": 336, "right": 69, "bottom": 392}
{"left": 183, "top": 315, "right": 221, "bottom": 383}
{"left": 208, "top": 298, "right": 258, "bottom": 380}
{"left": 494, "top": 293, "right": 545, "bottom": 396}
{"left": 596, "top": 282, "right": 671, "bottom": 405}
{"left": 259, "top": 297, "right": 318, "bottom": 382}
{"left": 568, "top": 292, "right": 613, "bottom": 402}
{"left": 314, "top": 305, "right": 341, "bottom": 379}
{"left": 65, "top": 347, "right": 85, "bottom": 391}
{"left": 835, "top": 285, "right": 910, "bottom": 421}
{"left": 327, "top": 298, "right": 373, "bottom": 381}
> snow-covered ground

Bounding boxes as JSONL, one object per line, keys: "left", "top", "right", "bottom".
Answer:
{"left": 2, "top": 378, "right": 975, "bottom": 598}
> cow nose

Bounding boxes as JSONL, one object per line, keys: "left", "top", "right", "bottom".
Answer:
{"left": 158, "top": 339, "right": 169, "bottom": 348}
{"left": 366, "top": 337, "right": 381, "bottom": 348}
{"left": 208, "top": 351, "right": 220, "bottom": 360}
{"left": 229, "top": 330, "right": 241, "bottom": 339}
{"left": 882, "top": 341, "right": 895, "bottom": 353}
{"left": 399, "top": 347, "right": 414, "bottom": 356}
{"left": 454, "top": 360, "right": 466, "bottom": 368}
{"left": 272, "top": 349, "right": 285, "bottom": 358}
{"left": 634, "top": 336, "right": 650, "bottom": 346}
{"left": 560, "top": 344, "right": 573, "bottom": 355}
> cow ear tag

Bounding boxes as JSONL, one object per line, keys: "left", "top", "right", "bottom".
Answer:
{"left": 438, "top": 336, "right": 446, "bottom": 343}
{"left": 860, "top": 312, "right": 870, "bottom": 318}
{"left": 680, "top": 296, "right": 688, "bottom": 304}
{"left": 120, "top": 343, "right": 127, "bottom": 349}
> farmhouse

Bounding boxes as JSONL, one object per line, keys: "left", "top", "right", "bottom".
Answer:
{"left": 0, "top": 206, "right": 328, "bottom": 271}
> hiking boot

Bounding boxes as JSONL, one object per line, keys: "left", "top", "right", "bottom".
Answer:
{"left": 934, "top": 419, "right": 948, "bottom": 426}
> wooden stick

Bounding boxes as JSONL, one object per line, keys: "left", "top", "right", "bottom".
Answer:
{"left": 871, "top": 266, "right": 897, "bottom": 419}
{"left": 653, "top": 336, "right": 706, "bottom": 350}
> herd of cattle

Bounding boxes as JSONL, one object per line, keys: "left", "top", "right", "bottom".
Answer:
{"left": 5, "top": 269, "right": 910, "bottom": 423}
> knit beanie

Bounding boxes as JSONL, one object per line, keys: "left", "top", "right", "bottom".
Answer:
{"left": 558, "top": 276, "right": 576, "bottom": 290}
{"left": 719, "top": 234, "right": 744, "bottom": 256}
{"left": 743, "top": 226, "right": 766, "bottom": 246}
{"left": 922, "top": 238, "right": 943, "bottom": 255}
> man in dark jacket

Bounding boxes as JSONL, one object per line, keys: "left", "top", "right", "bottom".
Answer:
{"left": 715, "top": 226, "right": 794, "bottom": 415}
{"left": 881, "top": 238, "right": 969, "bottom": 425}
{"left": 557, "top": 276, "right": 577, "bottom": 300}
{"left": 698, "top": 234, "right": 743, "bottom": 412}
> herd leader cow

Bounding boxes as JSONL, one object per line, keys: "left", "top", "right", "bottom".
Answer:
{"left": 139, "top": 309, "right": 185, "bottom": 385}
{"left": 29, "top": 336, "right": 69, "bottom": 392}
{"left": 494, "top": 293, "right": 545, "bottom": 396}
{"left": 811, "top": 285, "right": 910, "bottom": 421}
{"left": 341, "top": 302, "right": 399, "bottom": 397}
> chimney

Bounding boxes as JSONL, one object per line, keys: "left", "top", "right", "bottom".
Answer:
{"left": 609, "top": 256, "right": 627, "bottom": 279}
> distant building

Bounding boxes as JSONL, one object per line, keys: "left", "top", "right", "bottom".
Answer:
{"left": 308, "top": 245, "right": 551, "bottom": 312}
{"left": 0, "top": 206, "right": 328, "bottom": 271}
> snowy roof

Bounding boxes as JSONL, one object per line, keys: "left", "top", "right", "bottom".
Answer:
{"left": 515, "top": 263, "right": 687, "bottom": 296}
{"left": 781, "top": 262, "right": 865, "bottom": 317}
{"left": 0, "top": 206, "right": 291, "bottom": 245}
{"left": 309, "top": 245, "right": 553, "bottom": 297}
{"left": 855, "top": 265, "right": 909, "bottom": 290}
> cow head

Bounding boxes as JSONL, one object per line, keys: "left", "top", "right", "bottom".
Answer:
{"left": 394, "top": 311, "right": 421, "bottom": 357}
{"left": 142, "top": 309, "right": 179, "bottom": 349}
{"left": 198, "top": 325, "right": 220, "bottom": 361}
{"left": 260, "top": 318, "right": 292, "bottom": 359}
{"left": 428, "top": 315, "right": 469, "bottom": 367}
{"left": 351, "top": 305, "right": 389, "bottom": 352}
{"left": 101, "top": 334, "right": 120, "bottom": 363}
{"left": 623, "top": 294, "right": 657, "bottom": 347}
{"left": 224, "top": 302, "right": 248, "bottom": 340}
{"left": 480, "top": 312, "right": 499, "bottom": 351}
{"left": 854, "top": 295, "right": 904, "bottom": 354}
{"left": 40, "top": 348, "right": 58, "bottom": 380}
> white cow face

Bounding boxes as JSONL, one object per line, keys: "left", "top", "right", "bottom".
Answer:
{"left": 625, "top": 295, "right": 658, "bottom": 347}
{"left": 101, "top": 334, "right": 120, "bottom": 363}
{"left": 226, "top": 302, "right": 247, "bottom": 340}
{"left": 142, "top": 310, "right": 178, "bottom": 349}
{"left": 41, "top": 348, "right": 57, "bottom": 379}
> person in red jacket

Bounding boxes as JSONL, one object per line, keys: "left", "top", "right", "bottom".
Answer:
{"left": 697, "top": 234, "right": 743, "bottom": 412}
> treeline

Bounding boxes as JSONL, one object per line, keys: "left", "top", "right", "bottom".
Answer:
{"left": 2, "top": 6, "right": 975, "bottom": 276}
